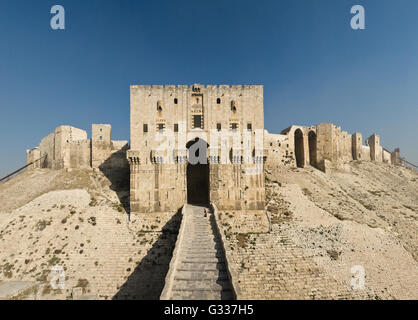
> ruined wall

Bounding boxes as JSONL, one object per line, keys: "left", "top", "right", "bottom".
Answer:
{"left": 27, "top": 124, "right": 128, "bottom": 171}
{"left": 69, "top": 140, "right": 91, "bottom": 168}
{"left": 352, "top": 133, "right": 363, "bottom": 160}
{"left": 25, "top": 147, "right": 41, "bottom": 170}
{"left": 37, "top": 126, "right": 88, "bottom": 169}
{"left": 92, "top": 124, "right": 112, "bottom": 168}
{"left": 92, "top": 124, "right": 129, "bottom": 170}
{"left": 391, "top": 148, "right": 402, "bottom": 165}
{"left": 362, "top": 145, "right": 371, "bottom": 160}
{"left": 336, "top": 128, "right": 353, "bottom": 162}
{"left": 39, "top": 131, "right": 56, "bottom": 168}
{"left": 367, "top": 134, "right": 383, "bottom": 163}
{"left": 265, "top": 122, "right": 399, "bottom": 172}
{"left": 382, "top": 149, "right": 392, "bottom": 164}
{"left": 264, "top": 131, "right": 293, "bottom": 167}
{"left": 278, "top": 125, "right": 316, "bottom": 168}
{"left": 316, "top": 124, "right": 352, "bottom": 165}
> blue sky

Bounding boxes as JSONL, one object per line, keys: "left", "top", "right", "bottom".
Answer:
{"left": 0, "top": 0, "right": 417, "bottom": 177}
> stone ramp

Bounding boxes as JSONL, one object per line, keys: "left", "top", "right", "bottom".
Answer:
{"left": 161, "top": 205, "right": 234, "bottom": 300}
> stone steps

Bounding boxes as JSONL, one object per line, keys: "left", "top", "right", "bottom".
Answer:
{"left": 174, "top": 270, "right": 229, "bottom": 280}
{"left": 170, "top": 289, "right": 234, "bottom": 300}
{"left": 165, "top": 204, "right": 234, "bottom": 300}
{"left": 183, "top": 253, "right": 224, "bottom": 259}
{"left": 172, "top": 280, "right": 231, "bottom": 291}
{"left": 182, "top": 257, "right": 226, "bottom": 263}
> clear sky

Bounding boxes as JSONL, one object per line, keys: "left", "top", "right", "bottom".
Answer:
{"left": 0, "top": 0, "right": 417, "bottom": 177}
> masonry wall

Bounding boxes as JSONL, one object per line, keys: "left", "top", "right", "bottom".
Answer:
{"left": 362, "top": 145, "right": 371, "bottom": 160}
{"left": 69, "top": 140, "right": 92, "bottom": 168}
{"left": 264, "top": 122, "right": 400, "bottom": 173}
{"left": 264, "top": 132, "right": 293, "bottom": 167}
{"left": 382, "top": 149, "right": 392, "bottom": 164}
{"left": 367, "top": 134, "right": 383, "bottom": 163}
{"left": 391, "top": 148, "right": 402, "bottom": 165}
{"left": 27, "top": 125, "right": 128, "bottom": 171}
{"left": 128, "top": 84, "right": 265, "bottom": 213}
{"left": 352, "top": 133, "right": 363, "bottom": 160}
{"left": 25, "top": 147, "right": 41, "bottom": 170}
{"left": 39, "top": 131, "right": 56, "bottom": 168}
{"left": 92, "top": 124, "right": 112, "bottom": 169}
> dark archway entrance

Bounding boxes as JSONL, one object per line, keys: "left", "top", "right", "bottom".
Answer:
{"left": 186, "top": 138, "right": 209, "bottom": 204}
{"left": 308, "top": 131, "right": 317, "bottom": 167}
{"left": 294, "top": 129, "right": 305, "bottom": 168}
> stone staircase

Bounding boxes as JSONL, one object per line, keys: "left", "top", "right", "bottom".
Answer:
{"left": 161, "top": 204, "right": 234, "bottom": 300}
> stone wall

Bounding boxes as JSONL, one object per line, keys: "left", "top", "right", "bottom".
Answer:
{"left": 69, "top": 140, "right": 92, "bottom": 169}
{"left": 264, "top": 123, "right": 402, "bottom": 172}
{"left": 128, "top": 84, "right": 265, "bottom": 214}
{"left": 26, "top": 125, "right": 128, "bottom": 172}
{"left": 264, "top": 131, "right": 293, "bottom": 166}
{"left": 382, "top": 149, "right": 392, "bottom": 164}
{"left": 25, "top": 147, "right": 41, "bottom": 170}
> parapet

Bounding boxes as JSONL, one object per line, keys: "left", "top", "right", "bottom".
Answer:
{"left": 130, "top": 84, "right": 263, "bottom": 90}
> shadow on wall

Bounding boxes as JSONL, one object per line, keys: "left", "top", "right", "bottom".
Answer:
{"left": 99, "top": 146, "right": 130, "bottom": 213}
{"left": 112, "top": 209, "right": 182, "bottom": 300}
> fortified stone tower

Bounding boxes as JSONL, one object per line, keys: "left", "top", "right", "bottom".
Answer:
{"left": 352, "top": 133, "right": 363, "bottom": 160}
{"left": 367, "top": 134, "right": 383, "bottom": 162}
{"left": 127, "top": 84, "right": 265, "bottom": 214}
{"left": 92, "top": 124, "right": 112, "bottom": 168}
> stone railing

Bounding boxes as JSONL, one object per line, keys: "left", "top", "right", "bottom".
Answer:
{"left": 160, "top": 204, "right": 188, "bottom": 300}
{"left": 210, "top": 203, "right": 242, "bottom": 300}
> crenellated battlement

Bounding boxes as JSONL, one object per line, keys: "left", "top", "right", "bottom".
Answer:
{"left": 130, "top": 84, "right": 263, "bottom": 90}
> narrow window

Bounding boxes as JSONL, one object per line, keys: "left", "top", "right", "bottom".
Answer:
{"left": 100, "top": 136, "right": 102, "bottom": 141}
{"left": 217, "top": 123, "right": 221, "bottom": 131}
{"left": 231, "top": 100, "right": 237, "bottom": 111}
{"left": 247, "top": 123, "right": 252, "bottom": 131}
{"left": 143, "top": 123, "right": 148, "bottom": 133}
{"left": 217, "top": 98, "right": 221, "bottom": 104}
{"left": 174, "top": 123, "right": 179, "bottom": 132}
{"left": 193, "top": 115, "right": 202, "bottom": 129}
{"left": 174, "top": 98, "right": 178, "bottom": 104}
{"left": 231, "top": 123, "right": 238, "bottom": 131}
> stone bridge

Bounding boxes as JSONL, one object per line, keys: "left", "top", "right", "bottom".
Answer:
{"left": 160, "top": 204, "right": 235, "bottom": 300}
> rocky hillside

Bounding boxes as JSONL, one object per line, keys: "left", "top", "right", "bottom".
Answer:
{"left": 217, "top": 161, "right": 418, "bottom": 299}
{"left": 0, "top": 168, "right": 180, "bottom": 300}
{"left": 0, "top": 161, "right": 417, "bottom": 300}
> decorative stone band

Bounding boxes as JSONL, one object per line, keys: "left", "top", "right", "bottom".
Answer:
{"left": 126, "top": 150, "right": 141, "bottom": 165}
{"left": 210, "top": 202, "right": 242, "bottom": 300}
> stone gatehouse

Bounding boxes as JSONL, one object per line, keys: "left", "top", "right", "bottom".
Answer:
{"left": 127, "top": 84, "right": 266, "bottom": 213}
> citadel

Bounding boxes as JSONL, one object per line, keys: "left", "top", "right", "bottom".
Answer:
{"left": 26, "top": 84, "right": 404, "bottom": 215}
{"left": 3, "top": 84, "right": 413, "bottom": 301}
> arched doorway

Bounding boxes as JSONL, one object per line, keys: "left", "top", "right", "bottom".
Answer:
{"left": 294, "top": 129, "right": 304, "bottom": 168}
{"left": 186, "top": 138, "right": 209, "bottom": 204}
{"left": 308, "top": 131, "right": 317, "bottom": 167}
